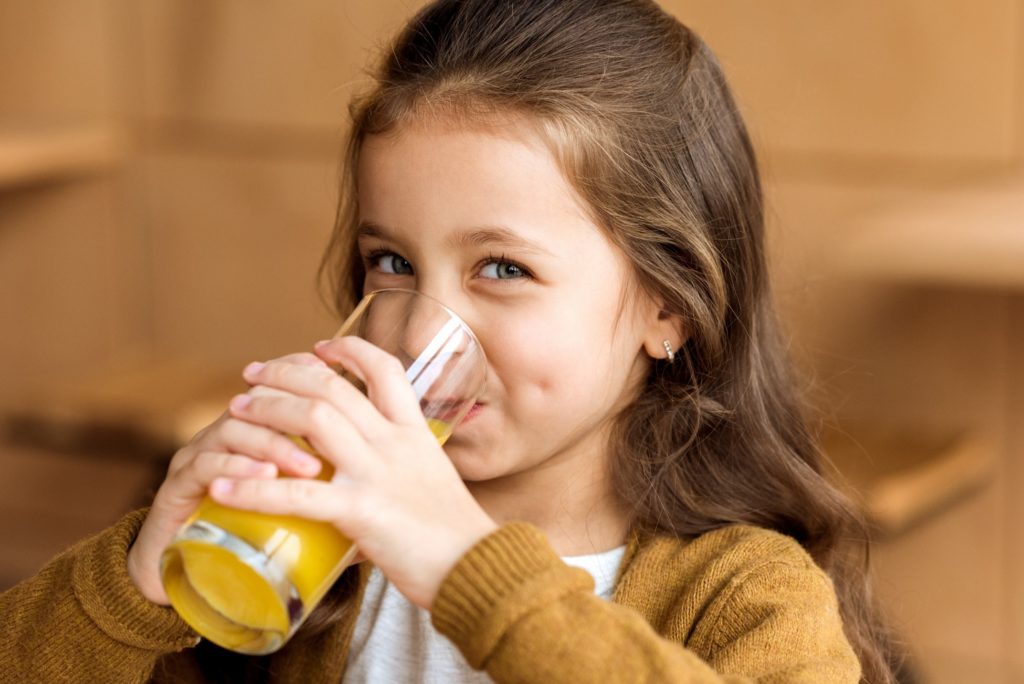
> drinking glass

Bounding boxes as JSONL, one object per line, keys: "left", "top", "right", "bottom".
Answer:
{"left": 159, "top": 288, "right": 487, "bottom": 654}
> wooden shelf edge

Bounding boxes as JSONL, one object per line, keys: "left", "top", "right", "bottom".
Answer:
{"left": 1, "top": 355, "right": 246, "bottom": 456}
{"left": 833, "top": 171, "right": 1024, "bottom": 291}
{"left": 0, "top": 124, "right": 128, "bottom": 190}
{"left": 864, "top": 436, "right": 994, "bottom": 536}
{"left": 823, "top": 427, "right": 997, "bottom": 537}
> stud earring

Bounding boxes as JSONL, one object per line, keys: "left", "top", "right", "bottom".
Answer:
{"left": 662, "top": 339, "right": 675, "bottom": 363}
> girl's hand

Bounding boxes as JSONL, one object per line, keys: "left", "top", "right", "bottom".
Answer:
{"left": 125, "top": 353, "right": 328, "bottom": 605}
{"left": 208, "top": 336, "right": 498, "bottom": 610}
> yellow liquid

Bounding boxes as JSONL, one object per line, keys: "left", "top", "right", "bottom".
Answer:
{"left": 160, "top": 418, "right": 452, "bottom": 654}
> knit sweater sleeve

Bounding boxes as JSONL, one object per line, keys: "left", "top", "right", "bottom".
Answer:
{"left": 0, "top": 509, "right": 200, "bottom": 683}
{"left": 430, "top": 523, "right": 861, "bottom": 683}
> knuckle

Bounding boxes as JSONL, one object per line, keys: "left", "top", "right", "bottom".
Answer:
{"left": 248, "top": 385, "right": 274, "bottom": 399}
{"left": 215, "top": 419, "right": 247, "bottom": 452}
{"left": 280, "top": 351, "right": 324, "bottom": 367}
{"left": 224, "top": 454, "right": 250, "bottom": 472}
{"left": 191, "top": 449, "right": 222, "bottom": 471}
{"left": 259, "top": 426, "right": 281, "bottom": 455}
{"left": 220, "top": 454, "right": 241, "bottom": 471}
{"left": 169, "top": 451, "right": 207, "bottom": 484}
{"left": 285, "top": 478, "right": 316, "bottom": 506}
{"left": 167, "top": 448, "right": 194, "bottom": 475}
{"left": 383, "top": 354, "right": 406, "bottom": 377}
{"left": 307, "top": 400, "right": 334, "bottom": 429}
{"left": 335, "top": 336, "right": 358, "bottom": 353}
{"left": 242, "top": 393, "right": 266, "bottom": 415}
{"left": 191, "top": 417, "right": 219, "bottom": 443}
{"left": 262, "top": 360, "right": 287, "bottom": 383}
{"left": 218, "top": 417, "right": 241, "bottom": 440}
{"left": 324, "top": 372, "right": 351, "bottom": 400}
{"left": 302, "top": 352, "right": 329, "bottom": 367}
{"left": 180, "top": 449, "right": 207, "bottom": 470}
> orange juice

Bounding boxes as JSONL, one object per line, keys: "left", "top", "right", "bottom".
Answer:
{"left": 160, "top": 419, "right": 452, "bottom": 654}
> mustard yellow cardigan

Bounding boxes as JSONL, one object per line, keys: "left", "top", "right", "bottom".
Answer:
{"left": 1, "top": 510, "right": 860, "bottom": 682}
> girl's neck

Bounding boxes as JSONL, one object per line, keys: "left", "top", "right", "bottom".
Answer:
{"left": 465, "top": 447, "right": 630, "bottom": 557}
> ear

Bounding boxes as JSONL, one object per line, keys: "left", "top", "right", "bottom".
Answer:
{"left": 641, "top": 306, "right": 687, "bottom": 362}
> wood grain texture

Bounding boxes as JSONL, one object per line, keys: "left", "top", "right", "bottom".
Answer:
{"left": 136, "top": 0, "right": 428, "bottom": 130}
{"left": 0, "top": 441, "right": 157, "bottom": 590}
{"left": 142, "top": 152, "right": 340, "bottom": 367}
{"left": 665, "top": 0, "right": 1020, "bottom": 165}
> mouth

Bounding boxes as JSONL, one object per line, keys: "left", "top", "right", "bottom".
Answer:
{"left": 427, "top": 400, "right": 484, "bottom": 424}
{"left": 461, "top": 402, "right": 483, "bottom": 424}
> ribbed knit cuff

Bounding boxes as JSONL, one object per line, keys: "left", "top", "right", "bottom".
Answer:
{"left": 431, "top": 522, "right": 594, "bottom": 669}
{"left": 71, "top": 509, "right": 199, "bottom": 651}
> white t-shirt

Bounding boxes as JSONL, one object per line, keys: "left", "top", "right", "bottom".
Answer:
{"left": 342, "top": 544, "right": 627, "bottom": 683}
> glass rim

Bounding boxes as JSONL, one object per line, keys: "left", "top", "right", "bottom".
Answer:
{"left": 360, "top": 287, "right": 488, "bottom": 368}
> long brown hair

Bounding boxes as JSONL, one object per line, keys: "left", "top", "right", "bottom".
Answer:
{"left": 314, "top": 1, "right": 899, "bottom": 680}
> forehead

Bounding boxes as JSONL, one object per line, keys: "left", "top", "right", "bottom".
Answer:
{"left": 355, "top": 116, "right": 605, "bottom": 252}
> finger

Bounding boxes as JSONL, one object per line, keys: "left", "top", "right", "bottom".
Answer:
{"left": 273, "top": 352, "right": 329, "bottom": 367}
{"left": 193, "top": 451, "right": 278, "bottom": 485}
{"left": 166, "top": 444, "right": 200, "bottom": 477}
{"left": 208, "top": 476, "right": 369, "bottom": 538}
{"left": 314, "top": 337, "right": 422, "bottom": 425}
{"left": 170, "top": 410, "right": 238, "bottom": 475}
{"left": 178, "top": 388, "right": 294, "bottom": 466}
{"left": 246, "top": 384, "right": 296, "bottom": 400}
{"left": 227, "top": 392, "right": 370, "bottom": 478}
{"left": 217, "top": 417, "right": 322, "bottom": 477}
{"left": 243, "top": 359, "right": 385, "bottom": 441}
{"left": 161, "top": 451, "right": 278, "bottom": 507}
{"left": 241, "top": 352, "right": 327, "bottom": 386}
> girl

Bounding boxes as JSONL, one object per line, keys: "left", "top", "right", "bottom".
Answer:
{"left": 2, "top": 0, "right": 898, "bottom": 681}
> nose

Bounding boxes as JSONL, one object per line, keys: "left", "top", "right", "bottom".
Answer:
{"left": 399, "top": 293, "right": 465, "bottom": 365}
{"left": 361, "top": 289, "right": 483, "bottom": 403}
{"left": 394, "top": 283, "right": 478, "bottom": 354}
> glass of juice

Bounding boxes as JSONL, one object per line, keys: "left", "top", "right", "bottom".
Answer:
{"left": 159, "top": 288, "right": 487, "bottom": 654}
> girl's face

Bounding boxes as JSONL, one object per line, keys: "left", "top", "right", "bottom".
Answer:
{"left": 356, "top": 116, "right": 662, "bottom": 490}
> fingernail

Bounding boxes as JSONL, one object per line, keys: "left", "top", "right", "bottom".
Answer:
{"left": 248, "top": 461, "right": 276, "bottom": 477}
{"left": 230, "top": 394, "right": 252, "bottom": 411}
{"left": 211, "top": 479, "right": 235, "bottom": 496}
{"left": 243, "top": 361, "right": 265, "bottom": 377}
{"left": 314, "top": 340, "right": 332, "bottom": 349}
{"left": 292, "top": 449, "right": 321, "bottom": 471}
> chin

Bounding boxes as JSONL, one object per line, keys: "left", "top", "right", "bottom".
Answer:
{"left": 449, "top": 454, "right": 499, "bottom": 482}
{"left": 444, "top": 442, "right": 505, "bottom": 483}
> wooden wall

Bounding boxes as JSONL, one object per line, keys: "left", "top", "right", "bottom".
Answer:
{"left": 0, "top": 1, "right": 420, "bottom": 404}
{"left": 1, "top": 2, "right": 1022, "bottom": 680}
{"left": 666, "top": 1, "right": 1024, "bottom": 680}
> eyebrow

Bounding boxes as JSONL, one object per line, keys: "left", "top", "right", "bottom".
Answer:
{"left": 356, "top": 221, "right": 553, "bottom": 257}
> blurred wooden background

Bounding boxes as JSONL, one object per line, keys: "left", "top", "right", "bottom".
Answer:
{"left": 1, "top": 2, "right": 1022, "bottom": 681}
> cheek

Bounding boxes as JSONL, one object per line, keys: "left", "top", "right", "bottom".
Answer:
{"left": 482, "top": 318, "right": 567, "bottom": 394}
{"left": 481, "top": 300, "right": 630, "bottom": 406}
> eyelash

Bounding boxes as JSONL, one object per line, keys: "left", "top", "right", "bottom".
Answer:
{"left": 364, "top": 249, "right": 411, "bottom": 274}
{"left": 479, "top": 252, "right": 533, "bottom": 281}
{"left": 362, "top": 248, "right": 533, "bottom": 281}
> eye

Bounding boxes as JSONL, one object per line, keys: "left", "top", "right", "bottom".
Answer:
{"left": 367, "top": 251, "right": 413, "bottom": 275}
{"left": 479, "top": 259, "right": 529, "bottom": 280}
